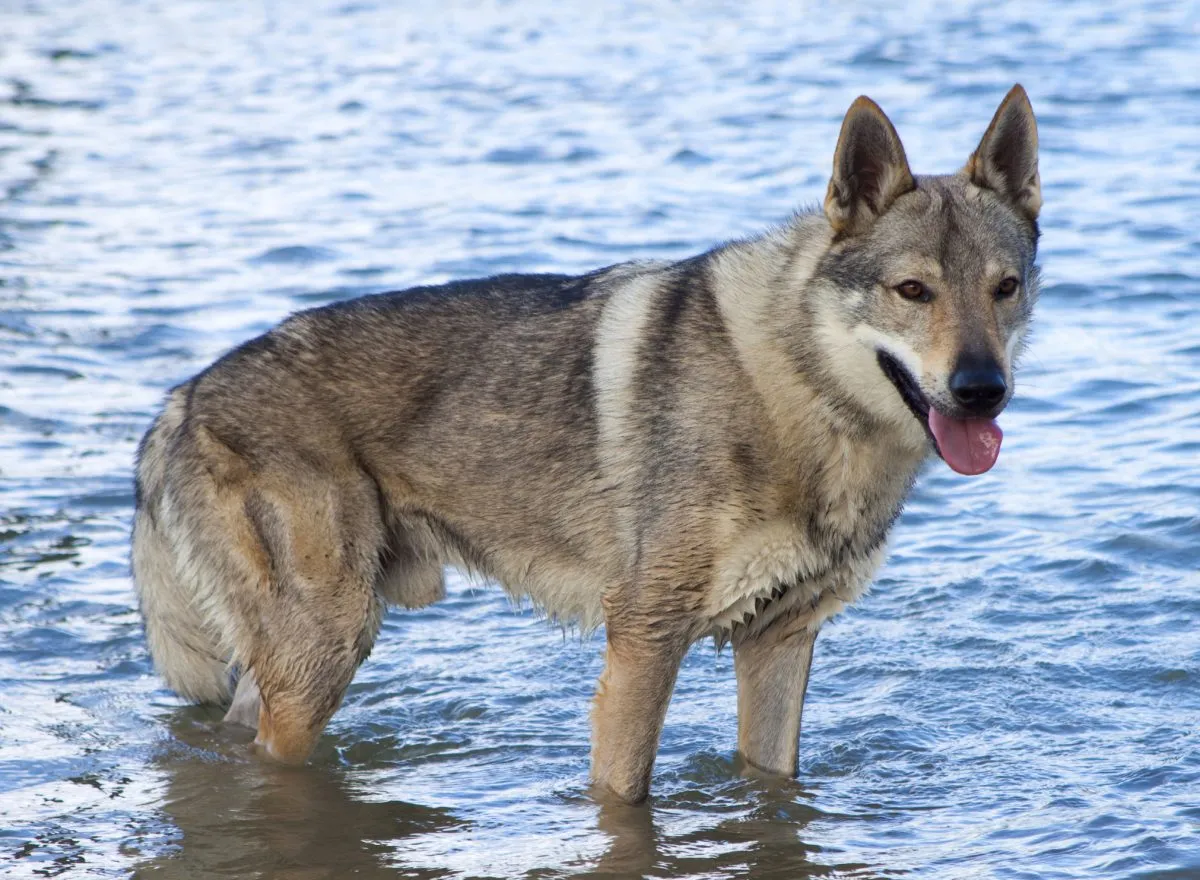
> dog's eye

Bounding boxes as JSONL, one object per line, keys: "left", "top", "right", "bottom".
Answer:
{"left": 895, "top": 280, "right": 930, "bottom": 302}
{"left": 995, "top": 277, "right": 1020, "bottom": 299}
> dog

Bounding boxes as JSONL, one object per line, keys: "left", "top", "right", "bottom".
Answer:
{"left": 132, "top": 85, "right": 1040, "bottom": 803}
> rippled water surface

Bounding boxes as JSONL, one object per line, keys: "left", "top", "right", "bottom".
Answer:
{"left": 2, "top": 1, "right": 1198, "bottom": 877}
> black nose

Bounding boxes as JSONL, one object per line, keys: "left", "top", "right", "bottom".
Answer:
{"left": 949, "top": 358, "right": 1007, "bottom": 413}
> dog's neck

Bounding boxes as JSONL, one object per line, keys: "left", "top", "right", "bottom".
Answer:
{"left": 710, "top": 216, "right": 928, "bottom": 466}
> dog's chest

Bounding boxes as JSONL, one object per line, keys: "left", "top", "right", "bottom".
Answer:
{"left": 705, "top": 460, "right": 911, "bottom": 633}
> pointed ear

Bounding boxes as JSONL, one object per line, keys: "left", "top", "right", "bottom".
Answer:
{"left": 966, "top": 84, "right": 1041, "bottom": 221}
{"left": 824, "top": 96, "right": 916, "bottom": 237}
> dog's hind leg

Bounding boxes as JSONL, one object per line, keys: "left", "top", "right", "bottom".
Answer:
{"left": 732, "top": 611, "right": 818, "bottom": 777}
{"left": 235, "top": 473, "right": 387, "bottom": 764}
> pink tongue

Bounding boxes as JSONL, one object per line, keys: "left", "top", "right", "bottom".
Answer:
{"left": 927, "top": 410, "right": 1003, "bottom": 475}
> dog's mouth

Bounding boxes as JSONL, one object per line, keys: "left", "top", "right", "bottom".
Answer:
{"left": 876, "top": 351, "right": 1003, "bottom": 476}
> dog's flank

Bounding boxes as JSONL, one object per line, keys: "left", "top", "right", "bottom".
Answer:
{"left": 132, "top": 86, "right": 1041, "bottom": 802}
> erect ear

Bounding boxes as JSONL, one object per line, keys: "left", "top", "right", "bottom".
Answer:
{"left": 824, "top": 96, "right": 916, "bottom": 237}
{"left": 965, "top": 84, "right": 1041, "bottom": 221}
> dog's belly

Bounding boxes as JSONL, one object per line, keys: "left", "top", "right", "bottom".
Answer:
{"left": 384, "top": 494, "right": 622, "bottom": 632}
{"left": 494, "top": 555, "right": 612, "bottom": 632}
{"left": 479, "top": 521, "right": 888, "bottom": 640}
{"left": 433, "top": 530, "right": 614, "bottom": 633}
{"left": 706, "top": 520, "right": 888, "bottom": 637}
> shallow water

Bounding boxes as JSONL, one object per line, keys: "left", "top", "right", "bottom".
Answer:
{"left": 1, "top": 1, "right": 1198, "bottom": 877}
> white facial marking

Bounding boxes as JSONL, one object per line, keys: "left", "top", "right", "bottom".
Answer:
{"left": 851, "top": 324, "right": 925, "bottom": 378}
{"left": 804, "top": 305, "right": 927, "bottom": 449}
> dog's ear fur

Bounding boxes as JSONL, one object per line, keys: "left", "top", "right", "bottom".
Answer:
{"left": 966, "top": 84, "right": 1041, "bottom": 221}
{"left": 824, "top": 96, "right": 916, "bottom": 237}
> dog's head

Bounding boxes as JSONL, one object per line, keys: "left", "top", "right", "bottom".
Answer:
{"left": 810, "top": 85, "right": 1040, "bottom": 475}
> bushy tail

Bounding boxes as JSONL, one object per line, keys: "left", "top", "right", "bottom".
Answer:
{"left": 132, "top": 393, "right": 232, "bottom": 704}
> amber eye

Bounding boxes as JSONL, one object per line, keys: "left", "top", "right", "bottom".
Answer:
{"left": 895, "top": 280, "right": 930, "bottom": 302}
{"left": 996, "top": 277, "right": 1020, "bottom": 299}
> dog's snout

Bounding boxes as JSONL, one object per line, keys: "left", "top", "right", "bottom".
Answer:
{"left": 949, "top": 356, "right": 1007, "bottom": 413}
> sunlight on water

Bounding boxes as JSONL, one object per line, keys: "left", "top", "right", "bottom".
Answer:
{"left": 1, "top": 1, "right": 1197, "bottom": 877}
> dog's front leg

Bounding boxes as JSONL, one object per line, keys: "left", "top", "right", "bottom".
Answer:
{"left": 590, "top": 591, "right": 691, "bottom": 803}
{"left": 733, "top": 611, "right": 818, "bottom": 777}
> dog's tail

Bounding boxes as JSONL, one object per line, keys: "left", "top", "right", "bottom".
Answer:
{"left": 132, "top": 388, "right": 233, "bottom": 704}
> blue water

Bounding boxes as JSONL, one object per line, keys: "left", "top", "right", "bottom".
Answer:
{"left": 1, "top": 2, "right": 1197, "bottom": 877}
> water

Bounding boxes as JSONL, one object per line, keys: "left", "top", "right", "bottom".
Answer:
{"left": 1, "top": 1, "right": 1197, "bottom": 877}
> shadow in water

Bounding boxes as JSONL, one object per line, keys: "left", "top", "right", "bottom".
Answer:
{"left": 132, "top": 708, "right": 461, "bottom": 879}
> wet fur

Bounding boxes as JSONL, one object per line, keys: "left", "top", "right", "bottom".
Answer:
{"left": 133, "top": 86, "right": 1041, "bottom": 801}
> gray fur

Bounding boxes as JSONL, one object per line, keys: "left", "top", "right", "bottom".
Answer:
{"left": 133, "top": 86, "right": 1041, "bottom": 802}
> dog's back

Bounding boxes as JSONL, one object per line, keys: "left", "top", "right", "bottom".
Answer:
{"left": 133, "top": 268, "right": 645, "bottom": 754}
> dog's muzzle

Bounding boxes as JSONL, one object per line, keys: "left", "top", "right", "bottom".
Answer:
{"left": 876, "top": 349, "right": 1004, "bottom": 475}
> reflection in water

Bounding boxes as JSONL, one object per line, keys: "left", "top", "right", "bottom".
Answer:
{"left": 593, "top": 784, "right": 839, "bottom": 880}
{"left": 593, "top": 800, "right": 660, "bottom": 877}
{"left": 137, "top": 710, "right": 459, "bottom": 879}
{"left": 141, "top": 711, "right": 849, "bottom": 878}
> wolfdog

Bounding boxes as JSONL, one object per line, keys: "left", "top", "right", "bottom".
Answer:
{"left": 132, "top": 86, "right": 1040, "bottom": 803}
